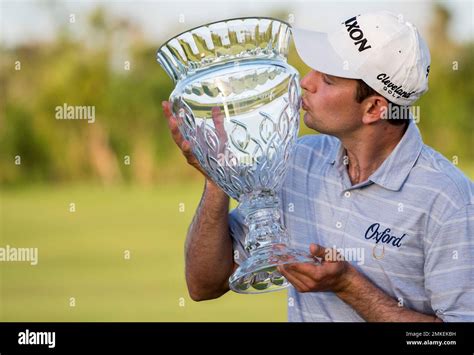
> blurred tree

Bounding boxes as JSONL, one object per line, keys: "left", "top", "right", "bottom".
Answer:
{"left": 0, "top": 4, "right": 472, "bottom": 186}
{"left": 416, "top": 3, "right": 474, "bottom": 172}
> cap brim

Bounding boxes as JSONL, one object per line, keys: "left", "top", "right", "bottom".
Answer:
{"left": 292, "top": 28, "right": 360, "bottom": 79}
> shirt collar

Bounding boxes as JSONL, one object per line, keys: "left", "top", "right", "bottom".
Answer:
{"left": 327, "top": 120, "right": 424, "bottom": 191}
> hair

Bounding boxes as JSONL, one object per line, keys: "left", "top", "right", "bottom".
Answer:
{"left": 354, "top": 80, "right": 410, "bottom": 126}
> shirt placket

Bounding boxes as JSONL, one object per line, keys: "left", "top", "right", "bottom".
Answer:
{"left": 333, "top": 157, "right": 369, "bottom": 250}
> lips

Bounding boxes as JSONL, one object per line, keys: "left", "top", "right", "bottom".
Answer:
{"left": 301, "top": 97, "right": 309, "bottom": 111}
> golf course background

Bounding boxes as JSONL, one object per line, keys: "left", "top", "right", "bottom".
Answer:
{"left": 1, "top": 2, "right": 472, "bottom": 321}
{"left": 1, "top": 183, "right": 286, "bottom": 321}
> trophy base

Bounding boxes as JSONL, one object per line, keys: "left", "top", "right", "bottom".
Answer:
{"left": 229, "top": 244, "right": 320, "bottom": 294}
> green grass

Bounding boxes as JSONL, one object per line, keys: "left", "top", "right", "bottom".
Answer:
{"left": 3, "top": 162, "right": 472, "bottom": 322}
{"left": 0, "top": 183, "right": 287, "bottom": 321}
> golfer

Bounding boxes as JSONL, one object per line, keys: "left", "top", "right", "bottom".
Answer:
{"left": 162, "top": 11, "right": 473, "bottom": 322}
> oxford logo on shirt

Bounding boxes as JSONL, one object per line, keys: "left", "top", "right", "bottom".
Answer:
{"left": 364, "top": 223, "right": 406, "bottom": 248}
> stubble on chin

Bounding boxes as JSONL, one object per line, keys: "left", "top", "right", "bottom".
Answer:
{"left": 303, "top": 111, "right": 318, "bottom": 131}
{"left": 304, "top": 112, "right": 333, "bottom": 135}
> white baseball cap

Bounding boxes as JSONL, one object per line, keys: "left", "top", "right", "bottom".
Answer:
{"left": 292, "top": 11, "right": 431, "bottom": 106}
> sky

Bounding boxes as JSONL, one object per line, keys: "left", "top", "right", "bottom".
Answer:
{"left": 0, "top": 0, "right": 473, "bottom": 48}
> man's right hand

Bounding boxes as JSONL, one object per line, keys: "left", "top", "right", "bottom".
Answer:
{"left": 162, "top": 101, "right": 209, "bottom": 178}
{"left": 162, "top": 101, "right": 234, "bottom": 301}
{"left": 162, "top": 101, "right": 233, "bottom": 194}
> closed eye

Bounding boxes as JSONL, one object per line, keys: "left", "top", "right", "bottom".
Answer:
{"left": 322, "top": 74, "right": 332, "bottom": 85}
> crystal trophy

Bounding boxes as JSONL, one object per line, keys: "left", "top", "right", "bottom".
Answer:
{"left": 157, "top": 17, "right": 318, "bottom": 293}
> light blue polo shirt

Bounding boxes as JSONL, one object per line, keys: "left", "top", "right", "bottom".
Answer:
{"left": 229, "top": 120, "right": 474, "bottom": 322}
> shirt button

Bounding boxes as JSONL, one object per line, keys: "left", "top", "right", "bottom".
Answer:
{"left": 336, "top": 221, "right": 342, "bottom": 229}
{"left": 344, "top": 191, "right": 351, "bottom": 198}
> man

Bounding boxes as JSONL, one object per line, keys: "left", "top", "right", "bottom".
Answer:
{"left": 162, "top": 11, "right": 473, "bottom": 322}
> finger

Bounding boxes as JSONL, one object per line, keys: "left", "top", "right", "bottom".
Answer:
{"left": 180, "top": 140, "right": 209, "bottom": 178}
{"left": 310, "top": 243, "right": 326, "bottom": 258}
{"left": 181, "top": 140, "right": 201, "bottom": 167}
{"left": 181, "top": 140, "right": 197, "bottom": 162}
{"left": 211, "top": 107, "right": 225, "bottom": 135}
{"left": 311, "top": 243, "right": 344, "bottom": 264}
{"left": 169, "top": 118, "right": 185, "bottom": 148}
{"left": 278, "top": 265, "right": 307, "bottom": 292}
{"left": 211, "top": 107, "right": 228, "bottom": 146}
{"left": 181, "top": 139, "right": 191, "bottom": 154}
{"left": 311, "top": 243, "right": 337, "bottom": 262}
{"left": 162, "top": 102, "right": 186, "bottom": 148}
{"left": 278, "top": 264, "right": 315, "bottom": 292}
{"left": 286, "top": 262, "right": 319, "bottom": 278}
{"left": 161, "top": 101, "right": 179, "bottom": 131}
{"left": 161, "top": 101, "right": 174, "bottom": 119}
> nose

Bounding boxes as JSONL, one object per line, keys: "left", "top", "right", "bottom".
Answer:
{"left": 300, "top": 73, "right": 310, "bottom": 91}
{"left": 300, "top": 70, "right": 318, "bottom": 92}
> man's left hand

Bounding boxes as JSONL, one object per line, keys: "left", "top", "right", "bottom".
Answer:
{"left": 277, "top": 243, "right": 353, "bottom": 293}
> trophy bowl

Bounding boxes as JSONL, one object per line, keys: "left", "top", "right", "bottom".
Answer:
{"left": 157, "top": 17, "right": 319, "bottom": 293}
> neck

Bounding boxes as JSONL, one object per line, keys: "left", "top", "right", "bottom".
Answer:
{"left": 340, "top": 123, "right": 408, "bottom": 185}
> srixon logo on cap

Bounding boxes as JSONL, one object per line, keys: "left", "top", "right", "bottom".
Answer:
{"left": 344, "top": 16, "right": 372, "bottom": 52}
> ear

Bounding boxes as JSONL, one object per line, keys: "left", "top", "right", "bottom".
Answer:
{"left": 361, "top": 95, "right": 389, "bottom": 125}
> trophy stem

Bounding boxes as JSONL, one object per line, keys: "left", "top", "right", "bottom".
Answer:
{"left": 229, "top": 191, "right": 319, "bottom": 294}
{"left": 238, "top": 191, "right": 289, "bottom": 254}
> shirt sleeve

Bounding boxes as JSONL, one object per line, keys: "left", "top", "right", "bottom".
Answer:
{"left": 424, "top": 203, "right": 474, "bottom": 322}
{"left": 228, "top": 207, "right": 250, "bottom": 265}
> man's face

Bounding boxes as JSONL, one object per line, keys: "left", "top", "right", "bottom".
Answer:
{"left": 300, "top": 70, "right": 363, "bottom": 137}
